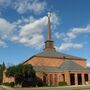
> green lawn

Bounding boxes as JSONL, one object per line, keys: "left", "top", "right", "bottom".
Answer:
{"left": 1, "top": 85, "right": 90, "bottom": 90}
{"left": 14, "top": 85, "right": 90, "bottom": 90}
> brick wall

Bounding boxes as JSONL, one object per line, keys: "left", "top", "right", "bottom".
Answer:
{"left": 3, "top": 70, "right": 15, "bottom": 83}
{"left": 24, "top": 56, "right": 64, "bottom": 67}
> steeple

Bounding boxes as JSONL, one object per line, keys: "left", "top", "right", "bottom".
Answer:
{"left": 47, "top": 12, "right": 51, "bottom": 40}
{"left": 2, "top": 62, "right": 6, "bottom": 71}
{"left": 44, "top": 12, "right": 56, "bottom": 51}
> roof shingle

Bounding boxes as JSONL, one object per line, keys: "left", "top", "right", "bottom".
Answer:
{"left": 35, "top": 50, "right": 86, "bottom": 60}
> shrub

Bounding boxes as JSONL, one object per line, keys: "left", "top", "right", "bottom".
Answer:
{"left": 3, "top": 82, "right": 10, "bottom": 86}
{"left": 22, "top": 82, "right": 30, "bottom": 87}
{"left": 0, "top": 78, "right": 2, "bottom": 85}
{"left": 36, "top": 77, "right": 43, "bottom": 87}
{"left": 10, "top": 82, "right": 15, "bottom": 87}
{"left": 22, "top": 81, "right": 36, "bottom": 87}
{"left": 22, "top": 78, "right": 36, "bottom": 87}
{"left": 3, "top": 82, "right": 15, "bottom": 87}
{"left": 58, "top": 82, "right": 67, "bottom": 86}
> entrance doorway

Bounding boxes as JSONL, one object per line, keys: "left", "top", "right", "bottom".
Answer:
{"left": 70, "top": 74, "right": 75, "bottom": 85}
{"left": 43, "top": 76, "right": 47, "bottom": 85}
{"left": 84, "top": 74, "right": 88, "bottom": 84}
{"left": 63, "top": 74, "right": 65, "bottom": 81}
{"left": 78, "top": 74, "right": 82, "bottom": 85}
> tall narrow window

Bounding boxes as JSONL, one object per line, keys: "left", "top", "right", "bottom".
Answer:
{"left": 84, "top": 74, "right": 88, "bottom": 81}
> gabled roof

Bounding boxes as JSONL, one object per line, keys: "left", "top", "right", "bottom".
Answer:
{"left": 34, "top": 60, "right": 85, "bottom": 72}
{"left": 23, "top": 50, "right": 86, "bottom": 64}
{"left": 85, "top": 67, "right": 90, "bottom": 71}
{"left": 35, "top": 50, "right": 86, "bottom": 60}
{"left": 59, "top": 60, "right": 85, "bottom": 71}
{"left": 34, "top": 66, "right": 59, "bottom": 72}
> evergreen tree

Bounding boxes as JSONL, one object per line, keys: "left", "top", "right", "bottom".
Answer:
{"left": 0, "top": 63, "right": 3, "bottom": 84}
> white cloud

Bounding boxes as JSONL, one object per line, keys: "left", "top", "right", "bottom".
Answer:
{"left": 87, "top": 63, "right": 90, "bottom": 67}
{"left": 0, "top": 0, "right": 47, "bottom": 14}
{"left": 55, "top": 32, "right": 65, "bottom": 39}
{"left": 16, "top": 16, "right": 47, "bottom": 49}
{"left": 13, "top": 0, "right": 47, "bottom": 14}
{"left": 0, "top": 18, "right": 16, "bottom": 39}
{"left": 57, "top": 43, "right": 83, "bottom": 51}
{"left": 14, "top": 16, "right": 36, "bottom": 26}
{"left": 55, "top": 25, "right": 90, "bottom": 51}
{"left": 0, "top": 40, "right": 7, "bottom": 48}
{"left": 51, "top": 13, "right": 59, "bottom": 29}
{"left": 66, "top": 25, "right": 90, "bottom": 41}
{"left": 19, "top": 34, "right": 44, "bottom": 49}
{"left": 0, "top": 18, "right": 16, "bottom": 48}
{"left": 0, "top": 13, "right": 59, "bottom": 49}
{"left": 55, "top": 25, "right": 90, "bottom": 41}
{"left": 19, "top": 16, "right": 47, "bottom": 37}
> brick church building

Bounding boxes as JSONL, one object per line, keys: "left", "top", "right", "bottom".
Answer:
{"left": 3, "top": 13, "right": 90, "bottom": 86}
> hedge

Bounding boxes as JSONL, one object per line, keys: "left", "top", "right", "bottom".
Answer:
{"left": 58, "top": 82, "right": 67, "bottom": 86}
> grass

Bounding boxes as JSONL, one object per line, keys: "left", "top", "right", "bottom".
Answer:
{"left": 14, "top": 85, "right": 90, "bottom": 90}
{"left": 0, "top": 85, "right": 12, "bottom": 90}
{"left": 1, "top": 85, "right": 90, "bottom": 90}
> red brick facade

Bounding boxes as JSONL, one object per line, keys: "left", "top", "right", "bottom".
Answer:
{"left": 23, "top": 56, "right": 89, "bottom": 86}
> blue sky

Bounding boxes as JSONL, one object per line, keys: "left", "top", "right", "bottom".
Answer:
{"left": 0, "top": 0, "right": 90, "bottom": 66}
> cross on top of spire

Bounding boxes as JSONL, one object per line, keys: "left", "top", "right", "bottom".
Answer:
{"left": 48, "top": 12, "right": 51, "bottom": 17}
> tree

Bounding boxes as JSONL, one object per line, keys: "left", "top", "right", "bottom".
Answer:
{"left": 6, "top": 65, "right": 17, "bottom": 77}
{"left": 6, "top": 64, "right": 36, "bottom": 86}
{"left": 0, "top": 64, "right": 3, "bottom": 84}
{"left": 0, "top": 62, "right": 5, "bottom": 84}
